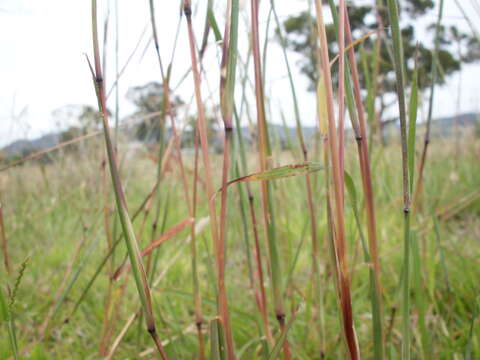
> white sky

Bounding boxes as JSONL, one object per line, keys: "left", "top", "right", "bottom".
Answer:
{"left": 1, "top": 0, "right": 479, "bottom": 147}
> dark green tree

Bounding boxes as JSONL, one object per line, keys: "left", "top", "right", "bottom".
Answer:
{"left": 279, "top": 1, "right": 479, "bottom": 118}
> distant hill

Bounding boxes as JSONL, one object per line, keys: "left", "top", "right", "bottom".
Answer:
{"left": 1, "top": 113, "right": 478, "bottom": 159}
{"left": 2, "top": 133, "right": 60, "bottom": 158}
{"left": 428, "top": 112, "right": 479, "bottom": 136}
{"left": 382, "top": 112, "right": 479, "bottom": 140}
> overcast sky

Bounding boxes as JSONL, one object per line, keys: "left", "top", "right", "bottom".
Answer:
{"left": 1, "top": 0, "right": 479, "bottom": 147}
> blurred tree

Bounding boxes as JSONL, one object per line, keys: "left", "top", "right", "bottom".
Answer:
{"left": 52, "top": 104, "right": 109, "bottom": 146}
{"left": 52, "top": 105, "right": 105, "bottom": 134}
{"left": 279, "top": 1, "right": 480, "bottom": 118}
{"left": 182, "top": 110, "right": 222, "bottom": 151}
{"left": 77, "top": 105, "right": 102, "bottom": 131}
{"left": 126, "top": 81, "right": 184, "bottom": 142}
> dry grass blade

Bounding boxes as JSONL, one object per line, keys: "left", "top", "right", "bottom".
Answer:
{"left": 343, "top": 12, "right": 385, "bottom": 359}
{"left": 105, "top": 312, "right": 138, "bottom": 360}
{"left": 225, "top": 162, "right": 322, "bottom": 187}
{"left": 112, "top": 217, "right": 194, "bottom": 280}
{"left": 313, "top": 0, "right": 360, "bottom": 358}
{"left": 329, "top": 29, "right": 381, "bottom": 67}
{"left": 141, "top": 217, "right": 194, "bottom": 256}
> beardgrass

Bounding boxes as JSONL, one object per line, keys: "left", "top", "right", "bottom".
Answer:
{"left": 0, "top": 1, "right": 479, "bottom": 359}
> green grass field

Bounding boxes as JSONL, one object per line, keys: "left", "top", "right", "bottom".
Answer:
{"left": 1, "top": 136, "right": 479, "bottom": 359}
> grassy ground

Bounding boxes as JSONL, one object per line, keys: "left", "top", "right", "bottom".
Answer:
{"left": 0, "top": 134, "right": 479, "bottom": 359}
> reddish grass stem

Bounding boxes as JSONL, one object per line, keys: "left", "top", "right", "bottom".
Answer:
{"left": 251, "top": 0, "right": 291, "bottom": 358}
{"left": 344, "top": 13, "right": 385, "bottom": 359}
{"left": 313, "top": 0, "right": 360, "bottom": 358}
{"left": 183, "top": 2, "right": 235, "bottom": 358}
{"left": 0, "top": 203, "right": 11, "bottom": 274}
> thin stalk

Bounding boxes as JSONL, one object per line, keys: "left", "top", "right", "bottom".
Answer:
{"left": 325, "top": 20, "right": 384, "bottom": 353}
{"left": 320, "top": 122, "right": 342, "bottom": 359}
{"left": 1, "top": 283, "right": 18, "bottom": 359}
{"left": 217, "top": 0, "right": 240, "bottom": 356}
{"left": 414, "top": 0, "right": 444, "bottom": 209}
{"left": 385, "top": 1, "right": 412, "bottom": 359}
{"left": 199, "top": 0, "right": 213, "bottom": 58}
{"left": 106, "top": 24, "right": 150, "bottom": 99}
{"left": 326, "top": 0, "right": 361, "bottom": 139}
{"left": 191, "top": 129, "right": 206, "bottom": 360}
{"left": 453, "top": 0, "right": 480, "bottom": 39}
{"left": 183, "top": 1, "right": 235, "bottom": 359}
{"left": 90, "top": 1, "right": 168, "bottom": 358}
{"left": 148, "top": 0, "right": 193, "bottom": 278}
{"left": 105, "top": 312, "right": 138, "bottom": 360}
{"left": 271, "top": 0, "right": 322, "bottom": 349}
{"left": 250, "top": 0, "right": 290, "bottom": 358}
{"left": 146, "top": 4, "right": 188, "bottom": 313}
{"left": 101, "top": 2, "right": 109, "bottom": 89}
{"left": 114, "top": 0, "right": 120, "bottom": 148}
{"left": 411, "top": 231, "right": 428, "bottom": 358}
{"left": 261, "top": 7, "right": 273, "bottom": 85}
{"left": 0, "top": 202, "right": 11, "bottom": 274}
{"left": 465, "top": 295, "right": 479, "bottom": 360}
{"left": 99, "top": 158, "right": 115, "bottom": 356}
{"left": 372, "top": 1, "right": 384, "bottom": 146}
{"left": 270, "top": 0, "right": 318, "bottom": 257}
{"left": 313, "top": 1, "right": 360, "bottom": 358}
{"left": 145, "top": 1, "right": 174, "bottom": 289}
{"left": 338, "top": 0, "right": 346, "bottom": 186}
{"left": 234, "top": 163, "right": 264, "bottom": 326}
{"left": 235, "top": 99, "right": 273, "bottom": 344}
{"left": 454, "top": 42, "right": 462, "bottom": 169}
{"left": 146, "top": 193, "right": 170, "bottom": 285}
{"left": 343, "top": 14, "right": 385, "bottom": 359}
{"left": 210, "top": 317, "right": 227, "bottom": 360}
